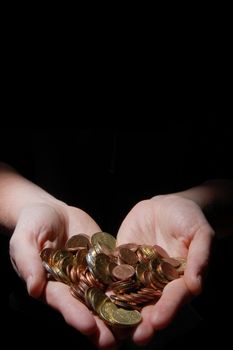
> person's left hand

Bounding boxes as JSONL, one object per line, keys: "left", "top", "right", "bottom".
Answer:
{"left": 116, "top": 194, "right": 214, "bottom": 346}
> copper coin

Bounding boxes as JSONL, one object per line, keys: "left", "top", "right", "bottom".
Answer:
{"left": 118, "top": 247, "right": 138, "bottom": 265}
{"left": 160, "top": 261, "right": 179, "bottom": 280}
{"left": 40, "top": 247, "right": 54, "bottom": 264}
{"left": 115, "top": 243, "right": 138, "bottom": 253}
{"left": 162, "top": 257, "right": 181, "bottom": 267}
{"left": 65, "top": 234, "right": 90, "bottom": 251}
{"left": 153, "top": 244, "right": 169, "bottom": 258}
{"left": 112, "top": 264, "right": 135, "bottom": 281}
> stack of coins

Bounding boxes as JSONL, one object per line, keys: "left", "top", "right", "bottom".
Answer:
{"left": 40, "top": 232, "right": 186, "bottom": 328}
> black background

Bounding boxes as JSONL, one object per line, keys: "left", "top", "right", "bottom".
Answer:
{"left": 0, "top": 122, "right": 232, "bottom": 349}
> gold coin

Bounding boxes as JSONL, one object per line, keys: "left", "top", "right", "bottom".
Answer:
{"left": 111, "top": 307, "right": 142, "bottom": 327}
{"left": 58, "top": 256, "right": 73, "bottom": 281}
{"left": 139, "top": 245, "right": 158, "bottom": 260}
{"left": 91, "top": 232, "right": 116, "bottom": 252}
{"left": 92, "top": 253, "right": 113, "bottom": 285}
{"left": 51, "top": 249, "right": 73, "bottom": 266}
{"left": 99, "top": 301, "right": 118, "bottom": 325}
{"left": 135, "top": 261, "right": 149, "bottom": 284}
{"left": 47, "top": 264, "right": 64, "bottom": 282}
{"left": 88, "top": 287, "right": 109, "bottom": 313}
{"left": 55, "top": 265, "right": 71, "bottom": 284}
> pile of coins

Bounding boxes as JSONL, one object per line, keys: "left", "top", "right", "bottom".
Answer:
{"left": 40, "top": 232, "right": 186, "bottom": 328}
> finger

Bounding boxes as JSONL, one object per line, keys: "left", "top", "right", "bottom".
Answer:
{"left": 45, "top": 281, "right": 98, "bottom": 336}
{"left": 185, "top": 226, "right": 214, "bottom": 295}
{"left": 45, "top": 282, "right": 118, "bottom": 349}
{"left": 150, "top": 278, "right": 190, "bottom": 330}
{"left": 67, "top": 207, "right": 101, "bottom": 237}
{"left": 111, "top": 327, "right": 133, "bottom": 342}
{"left": 132, "top": 305, "right": 155, "bottom": 346}
{"left": 9, "top": 228, "right": 45, "bottom": 298}
{"left": 90, "top": 316, "right": 118, "bottom": 350}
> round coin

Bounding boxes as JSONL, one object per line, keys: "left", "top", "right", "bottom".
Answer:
{"left": 91, "top": 232, "right": 116, "bottom": 252}
{"left": 40, "top": 247, "right": 54, "bottom": 264}
{"left": 65, "top": 234, "right": 90, "bottom": 251}
{"left": 160, "top": 261, "right": 179, "bottom": 280}
{"left": 112, "top": 307, "right": 142, "bottom": 327}
{"left": 99, "top": 301, "right": 118, "bottom": 325}
{"left": 112, "top": 264, "right": 135, "bottom": 281}
{"left": 118, "top": 247, "right": 138, "bottom": 265}
{"left": 153, "top": 244, "right": 169, "bottom": 258}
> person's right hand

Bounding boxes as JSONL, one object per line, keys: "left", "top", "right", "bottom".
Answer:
{"left": 9, "top": 201, "right": 117, "bottom": 350}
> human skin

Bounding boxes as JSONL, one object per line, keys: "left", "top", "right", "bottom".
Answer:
{"left": 0, "top": 163, "right": 117, "bottom": 349}
{"left": 1, "top": 162, "right": 233, "bottom": 348}
{"left": 116, "top": 179, "right": 233, "bottom": 345}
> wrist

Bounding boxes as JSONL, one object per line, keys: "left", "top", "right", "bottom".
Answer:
{"left": 172, "top": 185, "right": 214, "bottom": 212}
{"left": 151, "top": 193, "right": 202, "bottom": 211}
{"left": 12, "top": 197, "right": 68, "bottom": 231}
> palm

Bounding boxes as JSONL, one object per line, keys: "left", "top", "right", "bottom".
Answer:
{"left": 10, "top": 203, "right": 117, "bottom": 350}
{"left": 116, "top": 195, "right": 214, "bottom": 345}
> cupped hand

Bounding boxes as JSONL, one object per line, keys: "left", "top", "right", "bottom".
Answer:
{"left": 116, "top": 194, "right": 215, "bottom": 346}
{"left": 9, "top": 201, "right": 117, "bottom": 350}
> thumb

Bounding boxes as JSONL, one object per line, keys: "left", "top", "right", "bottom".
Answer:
{"left": 184, "top": 226, "right": 214, "bottom": 296}
{"left": 9, "top": 227, "right": 46, "bottom": 299}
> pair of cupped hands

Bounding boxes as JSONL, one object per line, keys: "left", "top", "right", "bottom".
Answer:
{"left": 9, "top": 194, "right": 214, "bottom": 349}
